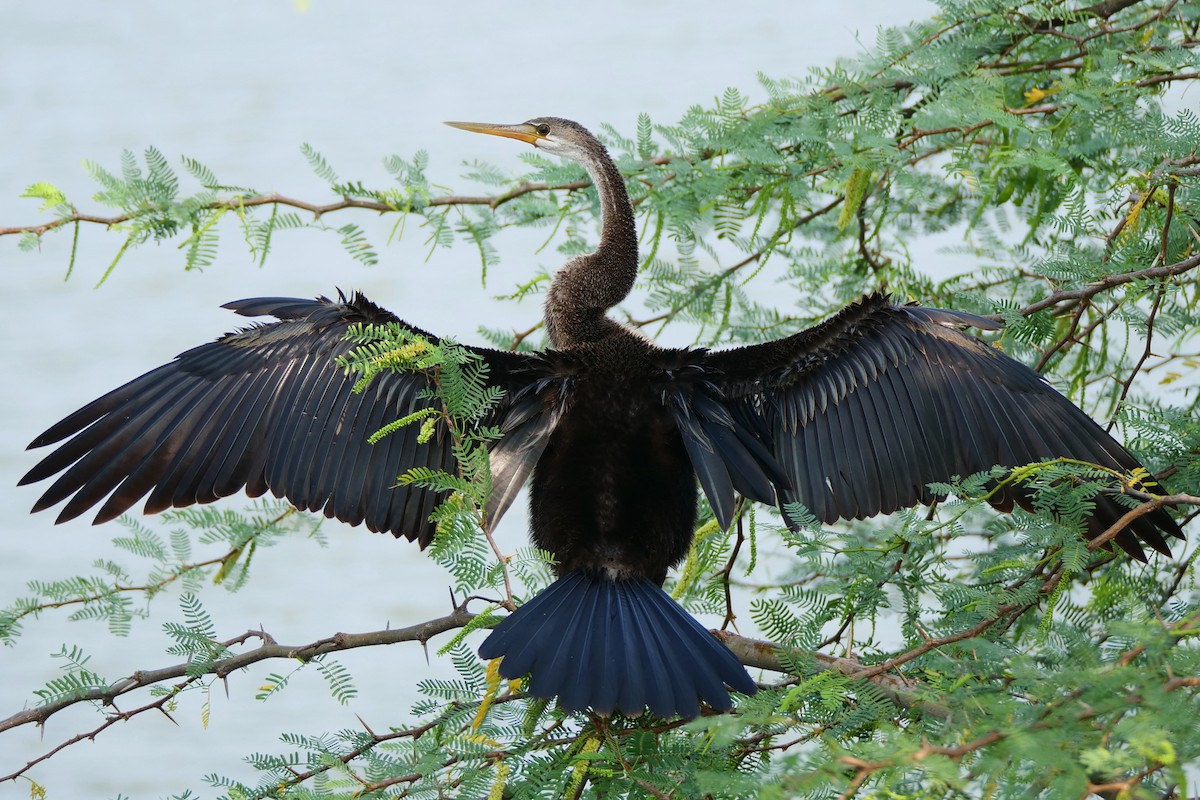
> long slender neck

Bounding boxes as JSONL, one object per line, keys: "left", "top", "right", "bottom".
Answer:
{"left": 544, "top": 142, "right": 638, "bottom": 348}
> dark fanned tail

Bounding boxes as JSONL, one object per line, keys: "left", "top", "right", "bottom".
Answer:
{"left": 478, "top": 570, "right": 757, "bottom": 718}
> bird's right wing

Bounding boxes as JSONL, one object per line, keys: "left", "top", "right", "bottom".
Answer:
{"left": 20, "top": 292, "right": 564, "bottom": 547}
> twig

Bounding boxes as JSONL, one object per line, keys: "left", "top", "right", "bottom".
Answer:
{"left": 1, "top": 680, "right": 199, "bottom": 783}
{"left": 1106, "top": 281, "right": 1164, "bottom": 432}
{"left": 1086, "top": 493, "right": 1199, "bottom": 552}
{"left": 719, "top": 513, "right": 747, "bottom": 631}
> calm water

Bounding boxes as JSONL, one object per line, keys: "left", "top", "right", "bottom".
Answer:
{"left": 0, "top": 3, "right": 938, "bottom": 796}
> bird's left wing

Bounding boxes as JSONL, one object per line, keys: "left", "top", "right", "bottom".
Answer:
{"left": 702, "top": 293, "right": 1183, "bottom": 560}
{"left": 20, "top": 292, "right": 563, "bottom": 546}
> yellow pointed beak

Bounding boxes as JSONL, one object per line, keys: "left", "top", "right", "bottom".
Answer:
{"left": 443, "top": 120, "right": 543, "bottom": 145}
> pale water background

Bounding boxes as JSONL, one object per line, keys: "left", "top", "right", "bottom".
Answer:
{"left": 0, "top": 1, "right": 1057, "bottom": 796}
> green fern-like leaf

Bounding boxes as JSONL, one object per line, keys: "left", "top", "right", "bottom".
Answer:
{"left": 301, "top": 142, "right": 340, "bottom": 185}
{"left": 315, "top": 657, "right": 358, "bottom": 705}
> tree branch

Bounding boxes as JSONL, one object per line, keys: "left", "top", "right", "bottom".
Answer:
{"left": 0, "top": 184, "right": 594, "bottom": 239}
{"left": 715, "top": 631, "right": 953, "bottom": 720}
{"left": 1009, "top": 252, "right": 1200, "bottom": 320}
{"left": 0, "top": 608, "right": 475, "bottom": 736}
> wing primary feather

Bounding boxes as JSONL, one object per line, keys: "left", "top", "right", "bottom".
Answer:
{"left": 171, "top": 373, "right": 272, "bottom": 507}
{"left": 260, "top": 352, "right": 322, "bottom": 500}
{"left": 161, "top": 362, "right": 277, "bottom": 511}
{"left": 25, "top": 363, "right": 181, "bottom": 450}
{"left": 901, "top": 351, "right": 965, "bottom": 493}
{"left": 37, "top": 376, "right": 207, "bottom": 520}
{"left": 871, "top": 365, "right": 928, "bottom": 504}
{"left": 21, "top": 366, "right": 190, "bottom": 486}
{"left": 931, "top": 338, "right": 1024, "bottom": 469}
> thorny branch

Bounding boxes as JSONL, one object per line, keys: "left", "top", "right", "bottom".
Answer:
{"left": 0, "top": 611, "right": 474, "bottom": 784}
{"left": 0, "top": 157, "right": 678, "bottom": 240}
{"left": 0, "top": 610, "right": 475, "bottom": 738}
{"left": 1005, "top": 253, "right": 1200, "bottom": 321}
{"left": 719, "top": 509, "right": 748, "bottom": 631}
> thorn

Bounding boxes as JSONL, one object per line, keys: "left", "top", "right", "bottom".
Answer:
{"left": 355, "top": 713, "right": 379, "bottom": 739}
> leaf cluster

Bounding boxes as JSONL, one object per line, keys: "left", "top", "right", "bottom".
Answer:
{"left": 339, "top": 323, "right": 510, "bottom": 596}
{"left": 0, "top": 501, "right": 306, "bottom": 647}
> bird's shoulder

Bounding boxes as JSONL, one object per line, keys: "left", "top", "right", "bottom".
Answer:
{"left": 553, "top": 328, "right": 711, "bottom": 384}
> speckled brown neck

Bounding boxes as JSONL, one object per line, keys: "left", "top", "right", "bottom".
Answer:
{"left": 544, "top": 137, "right": 638, "bottom": 348}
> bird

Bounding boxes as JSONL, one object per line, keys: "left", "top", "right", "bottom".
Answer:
{"left": 20, "top": 117, "right": 1183, "bottom": 719}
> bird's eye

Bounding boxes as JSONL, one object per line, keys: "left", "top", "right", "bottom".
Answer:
{"left": 536, "top": 123, "right": 550, "bottom": 137}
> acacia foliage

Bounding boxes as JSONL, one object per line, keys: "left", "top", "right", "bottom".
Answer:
{"left": 3, "top": 0, "right": 1200, "bottom": 797}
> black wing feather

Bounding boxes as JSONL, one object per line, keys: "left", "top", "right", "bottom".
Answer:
{"left": 21, "top": 292, "right": 564, "bottom": 549}
{"left": 705, "top": 293, "right": 1183, "bottom": 559}
{"left": 658, "top": 350, "right": 786, "bottom": 530}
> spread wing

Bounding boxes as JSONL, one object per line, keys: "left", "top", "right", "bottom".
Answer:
{"left": 20, "top": 292, "right": 564, "bottom": 547}
{"left": 703, "top": 293, "right": 1183, "bottom": 560}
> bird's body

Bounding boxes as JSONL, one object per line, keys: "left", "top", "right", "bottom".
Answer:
{"left": 529, "top": 333, "right": 696, "bottom": 581}
{"left": 21, "top": 117, "right": 1183, "bottom": 719}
